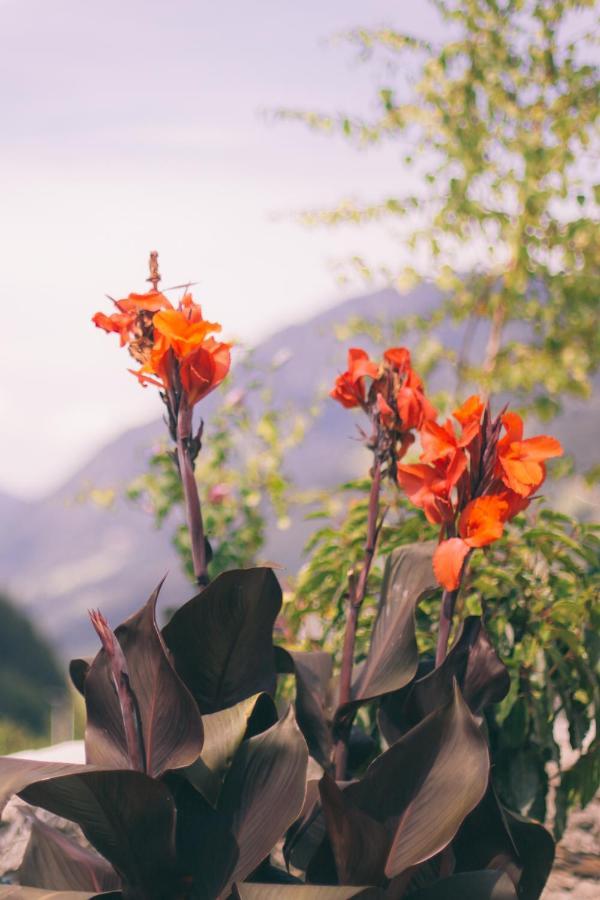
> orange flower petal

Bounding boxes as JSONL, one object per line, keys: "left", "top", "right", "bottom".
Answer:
{"left": 453, "top": 395, "right": 484, "bottom": 428}
{"left": 117, "top": 290, "right": 173, "bottom": 313}
{"left": 516, "top": 436, "right": 563, "bottom": 462}
{"left": 458, "top": 495, "right": 508, "bottom": 547}
{"left": 153, "top": 308, "right": 222, "bottom": 358}
{"left": 420, "top": 420, "right": 458, "bottom": 463}
{"left": 180, "top": 341, "right": 231, "bottom": 406}
{"left": 499, "top": 412, "right": 524, "bottom": 445}
{"left": 384, "top": 347, "right": 411, "bottom": 371}
{"left": 433, "top": 538, "right": 471, "bottom": 590}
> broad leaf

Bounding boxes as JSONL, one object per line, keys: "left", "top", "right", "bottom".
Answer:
{"left": 184, "top": 692, "right": 277, "bottom": 805}
{"left": 284, "top": 779, "right": 327, "bottom": 873}
{"left": 380, "top": 617, "right": 509, "bottom": 743}
{"left": 84, "top": 580, "right": 203, "bottom": 777}
{"left": 276, "top": 647, "right": 335, "bottom": 769}
{"left": 163, "top": 567, "right": 281, "bottom": 712}
{"left": 68, "top": 659, "right": 91, "bottom": 696}
{"left": 191, "top": 707, "right": 309, "bottom": 898}
{"left": 234, "top": 888, "right": 383, "bottom": 899}
{"left": 8, "top": 764, "right": 179, "bottom": 900}
{"left": 318, "top": 773, "right": 389, "bottom": 885}
{"left": 0, "top": 759, "right": 93, "bottom": 816}
{"left": 19, "top": 820, "right": 120, "bottom": 893}
{"left": 335, "top": 543, "right": 437, "bottom": 730}
{"left": 302, "top": 685, "right": 489, "bottom": 884}
{"left": 407, "top": 870, "right": 517, "bottom": 899}
{"left": 365, "top": 683, "right": 489, "bottom": 878}
{"left": 454, "top": 784, "right": 554, "bottom": 900}
{"left": 0, "top": 890, "right": 121, "bottom": 899}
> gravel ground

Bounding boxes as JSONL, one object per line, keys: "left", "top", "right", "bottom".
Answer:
{"left": 543, "top": 794, "right": 600, "bottom": 899}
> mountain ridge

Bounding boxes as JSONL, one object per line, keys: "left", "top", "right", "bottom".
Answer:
{"left": 0, "top": 284, "right": 597, "bottom": 657}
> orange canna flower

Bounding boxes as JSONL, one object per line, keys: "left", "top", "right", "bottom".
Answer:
{"left": 420, "top": 419, "right": 460, "bottom": 464}
{"left": 396, "top": 368, "right": 437, "bottom": 430}
{"left": 92, "top": 310, "right": 135, "bottom": 346}
{"left": 92, "top": 290, "right": 172, "bottom": 348}
{"left": 453, "top": 394, "right": 484, "bottom": 429}
{"left": 458, "top": 495, "right": 509, "bottom": 547}
{"left": 452, "top": 394, "right": 484, "bottom": 444}
{"left": 384, "top": 347, "right": 411, "bottom": 372}
{"left": 330, "top": 348, "right": 379, "bottom": 409}
{"left": 396, "top": 463, "right": 454, "bottom": 525}
{"left": 179, "top": 339, "right": 232, "bottom": 406}
{"left": 433, "top": 494, "right": 509, "bottom": 590}
{"left": 116, "top": 290, "right": 172, "bottom": 314}
{"left": 152, "top": 307, "right": 222, "bottom": 360}
{"left": 433, "top": 538, "right": 471, "bottom": 592}
{"left": 496, "top": 413, "right": 563, "bottom": 497}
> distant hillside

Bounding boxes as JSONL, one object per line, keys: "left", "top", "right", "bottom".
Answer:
{"left": 0, "top": 284, "right": 597, "bottom": 658}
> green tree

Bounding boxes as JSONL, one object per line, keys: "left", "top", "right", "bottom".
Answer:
{"left": 279, "top": 0, "right": 600, "bottom": 420}
{"left": 0, "top": 591, "right": 65, "bottom": 739}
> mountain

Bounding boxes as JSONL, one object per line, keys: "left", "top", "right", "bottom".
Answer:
{"left": 0, "top": 284, "right": 597, "bottom": 658}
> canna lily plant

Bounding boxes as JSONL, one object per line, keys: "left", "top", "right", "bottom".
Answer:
{"left": 0, "top": 259, "right": 563, "bottom": 899}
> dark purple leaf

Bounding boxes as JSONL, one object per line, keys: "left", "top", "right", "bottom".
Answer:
{"left": 163, "top": 568, "right": 282, "bottom": 713}
{"left": 318, "top": 773, "right": 389, "bottom": 886}
{"left": 380, "top": 617, "right": 509, "bottom": 743}
{"left": 297, "top": 685, "right": 489, "bottom": 884}
{"left": 184, "top": 692, "right": 277, "bottom": 806}
{"left": 276, "top": 647, "right": 335, "bottom": 770}
{"left": 343, "top": 683, "right": 489, "bottom": 880}
{"left": 191, "top": 707, "right": 308, "bottom": 898}
{"left": 335, "top": 543, "right": 437, "bottom": 731}
{"left": 406, "top": 870, "right": 517, "bottom": 899}
{"left": 284, "top": 779, "right": 327, "bottom": 873}
{"left": 0, "top": 890, "right": 121, "bottom": 899}
{"left": 19, "top": 819, "right": 120, "bottom": 893}
{"left": 69, "top": 659, "right": 91, "bottom": 696}
{"left": 453, "top": 784, "right": 555, "bottom": 900}
{"left": 84, "top": 580, "right": 204, "bottom": 777}
{"left": 18, "top": 769, "right": 178, "bottom": 900}
{"left": 0, "top": 759, "right": 93, "bottom": 817}
{"left": 233, "top": 887, "right": 384, "bottom": 899}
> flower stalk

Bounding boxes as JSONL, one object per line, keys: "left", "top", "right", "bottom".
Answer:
{"left": 93, "top": 251, "right": 232, "bottom": 590}
{"left": 334, "top": 454, "right": 382, "bottom": 779}
{"left": 176, "top": 398, "right": 209, "bottom": 586}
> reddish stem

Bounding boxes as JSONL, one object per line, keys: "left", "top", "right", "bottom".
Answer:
{"left": 334, "top": 457, "right": 382, "bottom": 779}
{"left": 176, "top": 398, "right": 209, "bottom": 587}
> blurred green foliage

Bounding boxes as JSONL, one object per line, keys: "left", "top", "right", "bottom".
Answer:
{"left": 272, "top": 0, "right": 600, "bottom": 831}
{"left": 128, "top": 359, "right": 307, "bottom": 581}
{"left": 0, "top": 591, "right": 65, "bottom": 752}
{"left": 278, "top": 0, "right": 600, "bottom": 420}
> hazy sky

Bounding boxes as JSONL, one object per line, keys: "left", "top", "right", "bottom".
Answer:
{"left": 1, "top": 1, "right": 448, "bottom": 498}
